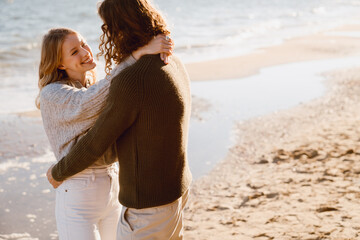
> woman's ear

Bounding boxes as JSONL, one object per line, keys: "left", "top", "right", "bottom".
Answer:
{"left": 58, "top": 64, "right": 66, "bottom": 70}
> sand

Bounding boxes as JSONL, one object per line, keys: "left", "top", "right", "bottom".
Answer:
{"left": 2, "top": 25, "right": 360, "bottom": 239}
{"left": 0, "top": 112, "right": 48, "bottom": 160}
{"left": 183, "top": 27, "right": 360, "bottom": 239}
{"left": 184, "top": 67, "right": 360, "bottom": 239}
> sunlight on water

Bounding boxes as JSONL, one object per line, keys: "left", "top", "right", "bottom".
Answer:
{"left": 1, "top": 0, "right": 360, "bottom": 113}
{"left": 189, "top": 56, "right": 360, "bottom": 178}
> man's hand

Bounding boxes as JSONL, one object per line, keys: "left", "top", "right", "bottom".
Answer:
{"left": 46, "top": 164, "right": 63, "bottom": 189}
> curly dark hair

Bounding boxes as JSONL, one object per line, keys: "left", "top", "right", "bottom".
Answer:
{"left": 97, "top": 0, "right": 170, "bottom": 74}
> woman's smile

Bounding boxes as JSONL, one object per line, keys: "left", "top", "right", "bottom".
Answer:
{"left": 81, "top": 56, "right": 94, "bottom": 65}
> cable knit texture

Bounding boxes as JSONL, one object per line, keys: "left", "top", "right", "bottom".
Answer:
{"left": 52, "top": 54, "right": 193, "bottom": 209}
{"left": 40, "top": 56, "right": 136, "bottom": 166}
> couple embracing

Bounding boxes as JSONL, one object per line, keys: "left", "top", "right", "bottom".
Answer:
{"left": 37, "top": 0, "right": 192, "bottom": 239}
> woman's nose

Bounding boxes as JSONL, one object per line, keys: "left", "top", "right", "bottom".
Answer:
{"left": 81, "top": 49, "right": 89, "bottom": 57}
{"left": 80, "top": 47, "right": 90, "bottom": 57}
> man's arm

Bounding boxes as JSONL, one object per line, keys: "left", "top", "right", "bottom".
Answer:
{"left": 51, "top": 72, "right": 140, "bottom": 181}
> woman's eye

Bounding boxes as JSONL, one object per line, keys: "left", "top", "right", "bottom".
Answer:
{"left": 71, "top": 50, "right": 78, "bottom": 56}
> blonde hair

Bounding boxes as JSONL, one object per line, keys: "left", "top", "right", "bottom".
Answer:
{"left": 36, "top": 28, "right": 96, "bottom": 109}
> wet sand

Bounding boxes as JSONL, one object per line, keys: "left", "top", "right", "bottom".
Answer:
{"left": 1, "top": 25, "right": 360, "bottom": 239}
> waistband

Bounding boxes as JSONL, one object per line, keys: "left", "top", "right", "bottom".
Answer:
{"left": 70, "top": 163, "right": 118, "bottom": 178}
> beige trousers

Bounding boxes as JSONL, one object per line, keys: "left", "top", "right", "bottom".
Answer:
{"left": 117, "top": 189, "right": 190, "bottom": 240}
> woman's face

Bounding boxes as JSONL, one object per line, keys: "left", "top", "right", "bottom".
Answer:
{"left": 59, "top": 33, "right": 96, "bottom": 77}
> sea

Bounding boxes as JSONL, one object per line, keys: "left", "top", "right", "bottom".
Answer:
{"left": 2, "top": 0, "right": 360, "bottom": 238}
{"left": 1, "top": 0, "right": 360, "bottom": 113}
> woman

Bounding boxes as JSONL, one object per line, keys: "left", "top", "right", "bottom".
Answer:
{"left": 37, "top": 27, "right": 173, "bottom": 239}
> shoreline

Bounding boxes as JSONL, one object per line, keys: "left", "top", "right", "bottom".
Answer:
{"left": 14, "top": 25, "right": 360, "bottom": 122}
{"left": 183, "top": 27, "right": 360, "bottom": 238}
{"left": 185, "top": 24, "right": 360, "bottom": 81}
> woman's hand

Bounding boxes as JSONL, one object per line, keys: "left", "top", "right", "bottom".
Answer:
{"left": 46, "top": 164, "right": 63, "bottom": 189}
{"left": 132, "top": 34, "right": 174, "bottom": 64}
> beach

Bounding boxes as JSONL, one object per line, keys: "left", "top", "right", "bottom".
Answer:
{"left": 183, "top": 26, "right": 360, "bottom": 239}
{"left": 2, "top": 23, "right": 360, "bottom": 239}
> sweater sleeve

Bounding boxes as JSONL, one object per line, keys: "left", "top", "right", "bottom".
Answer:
{"left": 51, "top": 70, "right": 140, "bottom": 181}
{"left": 40, "top": 56, "right": 137, "bottom": 126}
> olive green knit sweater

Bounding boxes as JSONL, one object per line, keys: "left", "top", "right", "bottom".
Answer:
{"left": 52, "top": 54, "right": 192, "bottom": 209}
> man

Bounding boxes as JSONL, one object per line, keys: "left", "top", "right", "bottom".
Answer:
{"left": 47, "top": 0, "right": 192, "bottom": 239}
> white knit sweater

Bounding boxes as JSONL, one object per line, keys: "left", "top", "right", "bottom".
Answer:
{"left": 40, "top": 56, "right": 136, "bottom": 167}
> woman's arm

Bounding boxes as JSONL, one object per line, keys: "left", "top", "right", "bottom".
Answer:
{"left": 41, "top": 33, "right": 172, "bottom": 126}
{"left": 40, "top": 55, "right": 137, "bottom": 126}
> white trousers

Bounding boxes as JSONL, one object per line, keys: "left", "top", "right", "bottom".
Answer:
{"left": 117, "top": 189, "right": 190, "bottom": 240}
{"left": 55, "top": 164, "right": 121, "bottom": 240}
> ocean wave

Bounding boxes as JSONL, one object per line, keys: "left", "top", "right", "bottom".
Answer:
{"left": 0, "top": 232, "right": 38, "bottom": 240}
{"left": 175, "top": 19, "right": 284, "bottom": 52}
{"left": 31, "top": 149, "right": 56, "bottom": 163}
{"left": 0, "top": 62, "right": 15, "bottom": 67}
{"left": 175, "top": 42, "right": 220, "bottom": 51}
{"left": 18, "top": 42, "right": 40, "bottom": 51}
{"left": 1, "top": 0, "right": 360, "bottom": 79}
{"left": 350, "top": 1, "right": 360, "bottom": 6}
{"left": 312, "top": 6, "right": 327, "bottom": 15}
{"left": 0, "top": 42, "right": 40, "bottom": 57}
{"left": 0, "top": 159, "right": 30, "bottom": 174}
{"left": 0, "top": 50, "right": 24, "bottom": 59}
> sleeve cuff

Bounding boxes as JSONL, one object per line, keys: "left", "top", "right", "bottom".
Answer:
{"left": 51, "top": 162, "right": 64, "bottom": 182}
